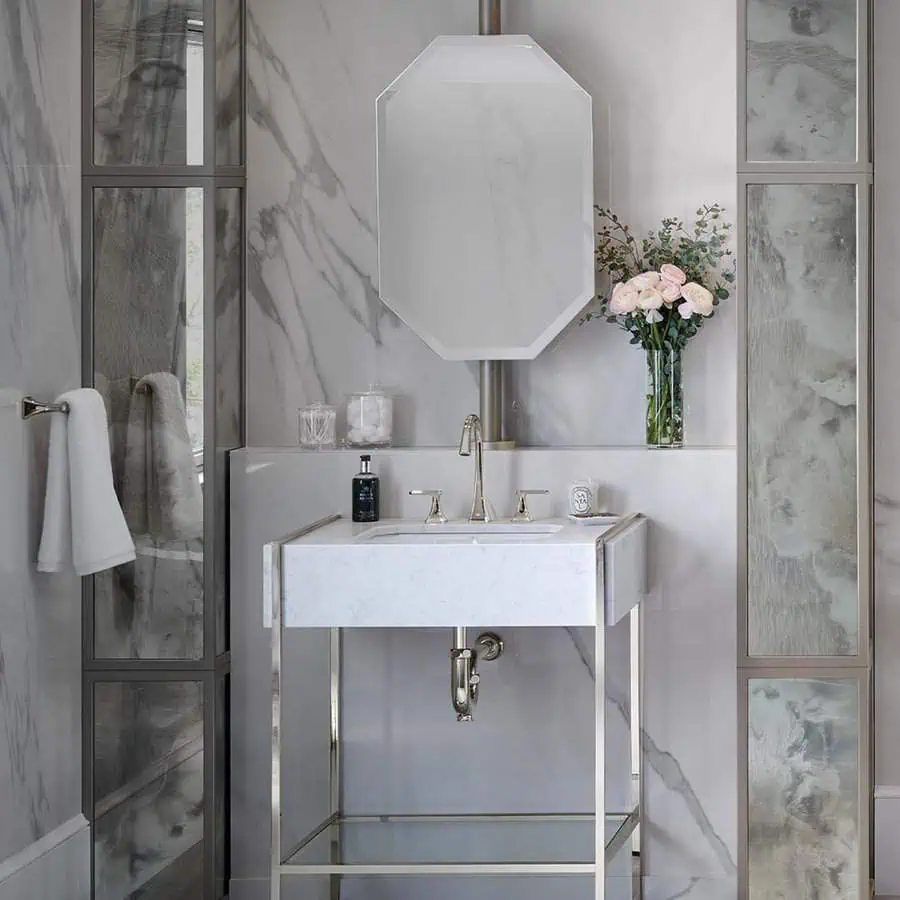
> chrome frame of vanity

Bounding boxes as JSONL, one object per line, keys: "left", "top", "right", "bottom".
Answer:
{"left": 265, "top": 513, "right": 646, "bottom": 900}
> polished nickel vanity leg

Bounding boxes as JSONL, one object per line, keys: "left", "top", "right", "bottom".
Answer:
{"left": 329, "top": 627, "right": 342, "bottom": 899}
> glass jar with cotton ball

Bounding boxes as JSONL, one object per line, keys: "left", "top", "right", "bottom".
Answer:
{"left": 345, "top": 388, "right": 392, "bottom": 448}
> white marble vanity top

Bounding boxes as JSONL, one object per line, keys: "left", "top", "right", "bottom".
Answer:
{"left": 266, "top": 515, "right": 647, "bottom": 630}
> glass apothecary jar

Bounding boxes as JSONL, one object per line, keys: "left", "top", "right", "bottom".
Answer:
{"left": 346, "top": 388, "right": 392, "bottom": 448}
{"left": 299, "top": 401, "right": 337, "bottom": 449}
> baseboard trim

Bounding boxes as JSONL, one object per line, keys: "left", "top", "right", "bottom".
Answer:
{"left": 0, "top": 814, "right": 89, "bottom": 900}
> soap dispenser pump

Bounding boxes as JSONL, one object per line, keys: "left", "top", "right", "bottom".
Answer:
{"left": 352, "top": 454, "right": 380, "bottom": 523}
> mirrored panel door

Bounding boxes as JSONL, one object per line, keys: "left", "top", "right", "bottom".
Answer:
{"left": 745, "top": 0, "right": 860, "bottom": 163}
{"left": 746, "top": 182, "right": 859, "bottom": 658}
{"left": 93, "top": 0, "right": 205, "bottom": 166}
{"left": 747, "top": 676, "right": 863, "bottom": 899}
{"left": 92, "top": 186, "right": 206, "bottom": 661}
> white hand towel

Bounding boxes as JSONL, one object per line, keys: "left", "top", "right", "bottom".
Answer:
{"left": 37, "top": 389, "right": 136, "bottom": 576}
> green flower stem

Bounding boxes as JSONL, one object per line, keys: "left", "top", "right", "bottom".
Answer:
{"left": 646, "top": 348, "right": 684, "bottom": 448}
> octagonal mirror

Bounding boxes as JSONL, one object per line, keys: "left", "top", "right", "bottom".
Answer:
{"left": 376, "top": 35, "right": 594, "bottom": 361}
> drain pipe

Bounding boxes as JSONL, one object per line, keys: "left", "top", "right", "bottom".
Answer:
{"left": 476, "top": 0, "right": 514, "bottom": 450}
{"left": 478, "top": 0, "right": 501, "bottom": 36}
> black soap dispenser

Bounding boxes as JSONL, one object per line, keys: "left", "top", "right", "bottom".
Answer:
{"left": 352, "top": 454, "right": 380, "bottom": 523}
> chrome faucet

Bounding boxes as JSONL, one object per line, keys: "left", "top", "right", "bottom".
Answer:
{"left": 458, "top": 413, "right": 492, "bottom": 523}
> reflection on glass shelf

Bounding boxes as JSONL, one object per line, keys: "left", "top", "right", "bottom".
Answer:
{"left": 285, "top": 813, "right": 633, "bottom": 868}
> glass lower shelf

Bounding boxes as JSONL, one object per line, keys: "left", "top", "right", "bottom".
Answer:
{"left": 282, "top": 812, "right": 635, "bottom": 870}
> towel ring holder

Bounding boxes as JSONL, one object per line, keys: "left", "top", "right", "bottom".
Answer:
{"left": 22, "top": 396, "right": 70, "bottom": 420}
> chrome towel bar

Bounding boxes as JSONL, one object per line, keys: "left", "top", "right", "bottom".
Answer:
{"left": 21, "top": 396, "right": 70, "bottom": 419}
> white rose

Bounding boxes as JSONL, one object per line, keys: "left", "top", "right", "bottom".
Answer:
{"left": 609, "top": 282, "right": 640, "bottom": 315}
{"left": 637, "top": 287, "right": 665, "bottom": 311}
{"left": 629, "top": 271, "right": 661, "bottom": 292}
{"left": 680, "top": 282, "right": 715, "bottom": 316}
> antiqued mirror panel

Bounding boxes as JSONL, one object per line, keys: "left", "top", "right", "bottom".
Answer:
{"left": 746, "top": 182, "right": 858, "bottom": 657}
{"left": 94, "top": 0, "right": 204, "bottom": 166}
{"left": 746, "top": 0, "right": 858, "bottom": 163}
{"left": 93, "top": 680, "right": 205, "bottom": 900}
{"left": 92, "top": 186, "right": 205, "bottom": 660}
{"left": 748, "top": 677, "right": 860, "bottom": 899}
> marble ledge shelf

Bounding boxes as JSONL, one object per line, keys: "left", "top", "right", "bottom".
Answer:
{"left": 247, "top": 445, "right": 737, "bottom": 453}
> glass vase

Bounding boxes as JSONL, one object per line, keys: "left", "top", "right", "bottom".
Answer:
{"left": 646, "top": 348, "right": 683, "bottom": 448}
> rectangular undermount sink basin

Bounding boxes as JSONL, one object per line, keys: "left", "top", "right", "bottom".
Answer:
{"left": 355, "top": 522, "right": 562, "bottom": 544}
{"left": 267, "top": 516, "right": 647, "bottom": 630}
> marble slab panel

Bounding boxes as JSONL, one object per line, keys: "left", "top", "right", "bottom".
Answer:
{"left": 747, "top": 183, "right": 858, "bottom": 658}
{"left": 246, "top": 0, "right": 478, "bottom": 447}
{"left": 746, "top": 0, "right": 857, "bottom": 162}
{"left": 0, "top": 0, "right": 80, "bottom": 166}
{"left": 0, "top": 145, "right": 80, "bottom": 874}
{"left": 246, "top": 0, "right": 737, "bottom": 449}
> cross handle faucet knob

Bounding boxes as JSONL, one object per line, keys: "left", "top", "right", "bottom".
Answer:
{"left": 409, "top": 490, "right": 448, "bottom": 525}
{"left": 512, "top": 489, "right": 550, "bottom": 523}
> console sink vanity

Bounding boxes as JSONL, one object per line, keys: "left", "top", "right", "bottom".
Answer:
{"left": 264, "top": 508, "right": 648, "bottom": 900}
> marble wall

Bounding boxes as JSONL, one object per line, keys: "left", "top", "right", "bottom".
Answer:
{"left": 245, "top": 0, "right": 737, "bottom": 449}
{"left": 0, "top": 0, "right": 83, "bottom": 884}
{"left": 241, "top": 1, "right": 739, "bottom": 898}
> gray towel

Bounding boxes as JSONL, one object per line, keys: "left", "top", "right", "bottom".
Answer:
{"left": 124, "top": 373, "right": 203, "bottom": 541}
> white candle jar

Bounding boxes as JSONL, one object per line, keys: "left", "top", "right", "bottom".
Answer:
{"left": 346, "top": 389, "right": 392, "bottom": 448}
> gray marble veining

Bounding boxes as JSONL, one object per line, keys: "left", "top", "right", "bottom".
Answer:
{"left": 746, "top": 0, "right": 857, "bottom": 162}
{"left": 246, "top": 0, "right": 478, "bottom": 447}
{"left": 246, "top": 0, "right": 737, "bottom": 449}
{"left": 216, "top": 0, "right": 243, "bottom": 165}
{"left": 747, "top": 183, "right": 858, "bottom": 657}
{"left": 0, "top": 0, "right": 82, "bottom": 870}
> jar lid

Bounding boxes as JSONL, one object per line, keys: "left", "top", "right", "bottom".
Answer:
{"left": 300, "top": 400, "right": 336, "bottom": 411}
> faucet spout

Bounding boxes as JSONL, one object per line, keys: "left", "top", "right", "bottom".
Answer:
{"left": 459, "top": 414, "right": 491, "bottom": 523}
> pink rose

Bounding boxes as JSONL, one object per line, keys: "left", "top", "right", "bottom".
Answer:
{"left": 637, "top": 287, "right": 664, "bottom": 311}
{"left": 681, "top": 282, "right": 715, "bottom": 316}
{"left": 659, "top": 279, "right": 682, "bottom": 304}
{"left": 660, "top": 264, "right": 687, "bottom": 285}
{"left": 629, "top": 271, "right": 661, "bottom": 291}
{"left": 677, "top": 300, "right": 695, "bottom": 320}
{"left": 609, "top": 282, "right": 640, "bottom": 315}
